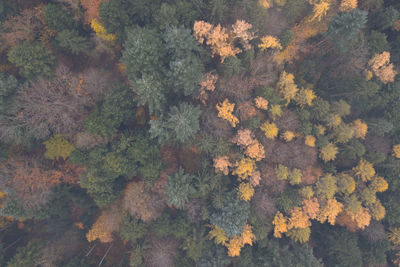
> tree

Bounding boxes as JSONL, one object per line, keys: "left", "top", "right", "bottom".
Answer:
{"left": 316, "top": 173, "right": 337, "bottom": 199}
{"left": 213, "top": 156, "right": 231, "bottom": 175}
{"left": 260, "top": 121, "right": 279, "bottom": 139}
{"left": 394, "top": 144, "right": 400, "bottom": 158}
{"left": 85, "top": 83, "right": 135, "bottom": 137}
{"left": 90, "top": 18, "right": 116, "bottom": 42}
{"left": 337, "top": 173, "right": 356, "bottom": 195}
{"left": 6, "top": 241, "right": 44, "bottom": 267}
{"left": 310, "top": 0, "right": 330, "bottom": 21}
{"left": 165, "top": 167, "right": 195, "bottom": 209}
{"left": 81, "top": 0, "right": 103, "bottom": 24}
{"left": 86, "top": 203, "right": 122, "bottom": 243}
{"left": 339, "top": 0, "right": 358, "bottom": 11}
{"left": 295, "top": 88, "right": 316, "bottom": 107}
{"left": 7, "top": 41, "right": 56, "bottom": 79}
{"left": 210, "top": 192, "right": 250, "bottom": 237}
{"left": 132, "top": 74, "right": 166, "bottom": 115}
{"left": 56, "top": 30, "right": 92, "bottom": 55}
{"left": 232, "top": 157, "right": 256, "bottom": 180}
{"left": 237, "top": 182, "right": 254, "bottom": 201}
{"left": 288, "top": 207, "right": 311, "bottom": 229}
{"left": 319, "top": 143, "right": 338, "bottom": 162}
{"left": 317, "top": 198, "right": 343, "bottom": 225}
{"left": 43, "top": 135, "right": 75, "bottom": 160}
{"left": 326, "top": 8, "right": 367, "bottom": 53}
{"left": 277, "top": 71, "right": 298, "bottom": 105}
{"left": 0, "top": 73, "right": 19, "bottom": 114}
{"left": 258, "top": 35, "right": 282, "bottom": 51}
{"left": 351, "top": 119, "right": 367, "bottom": 139}
{"left": 216, "top": 99, "right": 239, "bottom": 127}
{"left": 43, "top": 3, "right": 75, "bottom": 32}
{"left": 209, "top": 225, "right": 228, "bottom": 245}
{"left": 286, "top": 227, "right": 311, "bottom": 243}
{"left": 150, "top": 103, "right": 202, "bottom": 144}
{"left": 368, "top": 51, "right": 397, "bottom": 84}
{"left": 302, "top": 198, "right": 320, "bottom": 220}
{"left": 353, "top": 158, "right": 375, "bottom": 182}
{"left": 273, "top": 211, "right": 288, "bottom": 238}
{"left": 254, "top": 96, "right": 268, "bottom": 110}
{"left": 333, "top": 123, "right": 354, "bottom": 143}
{"left": 231, "top": 20, "right": 256, "bottom": 50}
{"left": 121, "top": 26, "right": 166, "bottom": 79}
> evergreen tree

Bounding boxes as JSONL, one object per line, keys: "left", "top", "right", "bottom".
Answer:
{"left": 56, "top": 30, "right": 92, "bottom": 55}
{"left": 165, "top": 167, "right": 195, "bottom": 209}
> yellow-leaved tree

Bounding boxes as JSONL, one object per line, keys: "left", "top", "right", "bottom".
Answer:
{"left": 351, "top": 119, "right": 368, "bottom": 139}
{"left": 277, "top": 71, "right": 299, "bottom": 105}
{"left": 273, "top": 211, "right": 288, "bottom": 238}
{"left": 208, "top": 225, "right": 228, "bottom": 245}
{"left": 238, "top": 182, "right": 255, "bottom": 201}
{"left": 305, "top": 135, "right": 316, "bottom": 147}
{"left": 288, "top": 207, "right": 311, "bottom": 229}
{"left": 216, "top": 99, "right": 239, "bottom": 127}
{"left": 339, "top": 0, "right": 357, "bottom": 11}
{"left": 319, "top": 143, "right": 338, "bottom": 162}
{"left": 310, "top": 0, "right": 331, "bottom": 22}
{"left": 232, "top": 158, "right": 256, "bottom": 180}
{"left": 317, "top": 198, "right": 343, "bottom": 225}
{"left": 91, "top": 18, "right": 116, "bottom": 42}
{"left": 295, "top": 88, "right": 316, "bottom": 107}
{"left": 260, "top": 121, "right": 279, "bottom": 139}
{"left": 393, "top": 144, "right": 400, "bottom": 158}
{"left": 353, "top": 158, "right": 375, "bottom": 182}
{"left": 302, "top": 198, "right": 320, "bottom": 219}
{"left": 43, "top": 134, "right": 75, "bottom": 160}
{"left": 258, "top": 35, "right": 282, "bottom": 51}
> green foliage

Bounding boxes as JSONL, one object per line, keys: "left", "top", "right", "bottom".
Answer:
{"left": 151, "top": 212, "right": 191, "bottom": 239}
{"left": 7, "top": 41, "right": 56, "bottom": 79}
{"left": 62, "top": 256, "right": 91, "bottom": 267}
{"left": 6, "top": 241, "right": 44, "bottom": 267}
{"left": 275, "top": 187, "right": 302, "bottom": 213}
{"left": 182, "top": 226, "right": 208, "bottom": 261}
{"left": 316, "top": 227, "right": 362, "bottom": 267}
{"left": 255, "top": 86, "right": 281, "bottom": 105}
{"left": 310, "top": 97, "right": 330, "bottom": 121}
{"left": 197, "top": 241, "right": 231, "bottom": 267}
{"left": 150, "top": 103, "right": 202, "bottom": 144}
{"left": 154, "top": 1, "right": 199, "bottom": 31}
{"left": 119, "top": 214, "right": 147, "bottom": 243}
{"left": 370, "top": 6, "right": 399, "bottom": 31}
{"left": 280, "top": 29, "right": 294, "bottom": 50}
{"left": 43, "top": 4, "right": 75, "bottom": 32}
{"left": 282, "top": 0, "right": 310, "bottom": 26}
{"left": 133, "top": 74, "right": 166, "bottom": 115}
{"left": 0, "top": 73, "right": 18, "bottom": 113}
{"left": 165, "top": 167, "right": 196, "bottom": 209}
{"left": 122, "top": 26, "right": 166, "bottom": 79}
{"left": 217, "top": 56, "right": 244, "bottom": 77}
{"left": 85, "top": 83, "right": 135, "bottom": 137}
{"left": 330, "top": 99, "right": 351, "bottom": 117}
{"left": 56, "top": 30, "right": 92, "bottom": 55}
{"left": 327, "top": 9, "right": 368, "bottom": 53}
{"left": 164, "top": 26, "right": 204, "bottom": 96}
{"left": 210, "top": 191, "right": 250, "bottom": 237}
{"left": 368, "top": 30, "right": 389, "bottom": 55}
{"left": 332, "top": 123, "right": 354, "bottom": 143}
{"left": 367, "top": 117, "right": 393, "bottom": 136}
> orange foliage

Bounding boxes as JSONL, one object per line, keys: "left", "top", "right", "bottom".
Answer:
{"left": 245, "top": 141, "right": 265, "bottom": 161}
{"left": 233, "top": 130, "right": 265, "bottom": 161}
{"left": 288, "top": 207, "right": 311, "bottom": 229}
{"left": 339, "top": 0, "right": 357, "bottom": 11}
{"left": 81, "top": 0, "right": 104, "bottom": 25}
{"left": 198, "top": 72, "right": 218, "bottom": 104}
{"left": 317, "top": 198, "right": 343, "bottom": 225}
{"left": 86, "top": 203, "right": 122, "bottom": 243}
{"left": 337, "top": 207, "right": 371, "bottom": 231}
{"left": 226, "top": 236, "right": 242, "bottom": 257}
{"left": 231, "top": 20, "right": 256, "bottom": 50}
{"left": 250, "top": 170, "right": 261, "bottom": 186}
{"left": 302, "top": 198, "right": 320, "bottom": 220}
{"left": 370, "top": 176, "right": 388, "bottom": 193}
{"left": 233, "top": 129, "right": 254, "bottom": 147}
{"left": 241, "top": 224, "right": 256, "bottom": 246}
{"left": 301, "top": 166, "right": 322, "bottom": 185}
{"left": 254, "top": 96, "right": 269, "bottom": 110}
{"left": 273, "top": 211, "right": 288, "bottom": 238}
{"left": 213, "top": 156, "right": 232, "bottom": 175}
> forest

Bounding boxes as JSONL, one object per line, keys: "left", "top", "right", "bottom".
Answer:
{"left": 1, "top": 0, "right": 400, "bottom": 266}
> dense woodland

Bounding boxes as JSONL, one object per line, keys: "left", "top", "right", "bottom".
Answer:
{"left": 1, "top": 0, "right": 400, "bottom": 266}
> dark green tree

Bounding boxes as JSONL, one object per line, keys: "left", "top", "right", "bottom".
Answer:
{"left": 133, "top": 74, "right": 166, "bottom": 115}
{"left": 0, "top": 73, "right": 18, "bottom": 113}
{"left": 368, "top": 30, "right": 389, "bottom": 55}
{"left": 165, "top": 167, "right": 195, "bottom": 209}
{"left": 369, "top": 6, "right": 399, "bottom": 31}
{"left": 210, "top": 191, "right": 250, "bottom": 237}
{"left": 119, "top": 214, "right": 147, "bottom": 243}
{"left": 56, "top": 30, "right": 92, "bottom": 55}
{"left": 7, "top": 41, "right": 56, "bottom": 79}
{"left": 326, "top": 9, "right": 368, "bottom": 53}
{"left": 43, "top": 4, "right": 75, "bottom": 32}
{"left": 85, "top": 83, "right": 135, "bottom": 137}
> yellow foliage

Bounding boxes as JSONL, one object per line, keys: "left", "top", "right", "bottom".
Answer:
{"left": 238, "top": 182, "right": 255, "bottom": 201}
{"left": 310, "top": 1, "right": 330, "bottom": 22}
{"left": 300, "top": 186, "right": 314, "bottom": 199}
{"left": 269, "top": 104, "right": 282, "bottom": 120}
{"left": 282, "top": 131, "right": 295, "bottom": 142}
{"left": 278, "top": 71, "right": 299, "bottom": 104}
{"left": 295, "top": 88, "right": 316, "bottom": 107}
{"left": 226, "top": 236, "right": 243, "bottom": 257}
{"left": 43, "top": 134, "right": 75, "bottom": 160}
{"left": 365, "top": 70, "right": 373, "bottom": 81}
{"left": 245, "top": 141, "right": 265, "bottom": 161}
{"left": 213, "top": 156, "right": 231, "bottom": 175}
{"left": 370, "top": 176, "right": 388, "bottom": 193}
{"left": 351, "top": 119, "right": 368, "bottom": 139}
{"left": 86, "top": 205, "right": 122, "bottom": 243}
{"left": 286, "top": 227, "right": 311, "bottom": 243}
{"left": 353, "top": 158, "right": 375, "bottom": 182}
{"left": 258, "top": 35, "right": 282, "bottom": 51}
{"left": 326, "top": 114, "right": 342, "bottom": 128}
{"left": 369, "top": 52, "right": 397, "bottom": 84}
{"left": 337, "top": 173, "right": 356, "bottom": 195}
{"left": 289, "top": 168, "right": 302, "bottom": 185}
{"left": 319, "top": 143, "right": 338, "bottom": 162}
{"left": 393, "top": 144, "right": 400, "bottom": 158}
{"left": 302, "top": 198, "right": 320, "bottom": 219}
{"left": 254, "top": 96, "right": 269, "bottom": 110}
{"left": 209, "top": 225, "right": 228, "bottom": 245}
{"left": 233, "top": 158, "right": 256, "bottom": 180}
{"left": 288, "top": 207, "right": 311, "bottom": 229}
{"left": 91, "top": 18, "right": 116, "bottom": 42}
{"left": 305, "top": 135, "right": 316, "bottom": 147}
{"left": 316, "top": 125, "right": 326, "bottom": 135}
{"left": 317, "top": 198, "right": 343, "bottom": 225}
{"left": 216, "top": 99, "right": 239, "bottom": 127}
{"left": 339, "top": 0, "right": 357, "bottom": 11}
{"left": 273, "top": 211, "right": 288, "bottom": 238}
{"left": 260, "top": 121, "right": 279, "bottom": 139}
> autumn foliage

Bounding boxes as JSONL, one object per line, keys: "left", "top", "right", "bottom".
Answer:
{"left": 368, "top": 52, "right": 397, "bottom": 84}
